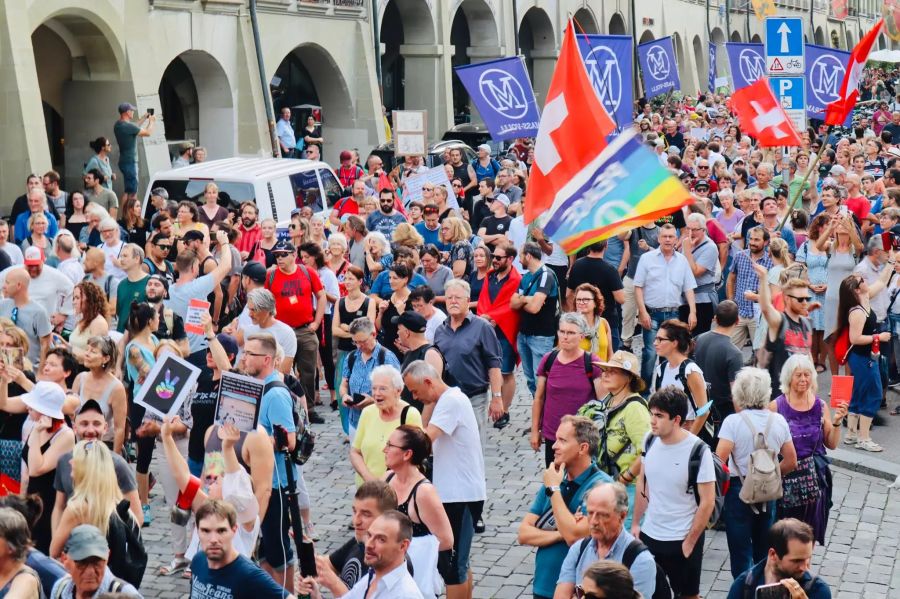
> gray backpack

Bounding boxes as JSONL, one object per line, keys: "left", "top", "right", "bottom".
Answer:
{"left": 733, "top": 412, "right": 782, "bottom": 512}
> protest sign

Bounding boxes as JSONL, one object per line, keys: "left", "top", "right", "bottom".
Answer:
{"left": 184, "top": 299, "right": 211, "bottom": 335}
{"left": 134, "top": 353, "right": 201, "bottom": 419}
{"left": 215, "top": 371, "right": 266, "bottom": 433}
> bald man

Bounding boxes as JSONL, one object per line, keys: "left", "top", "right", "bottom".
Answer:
{"left": 0, "top": 268, "right": 52, "bottom": 366}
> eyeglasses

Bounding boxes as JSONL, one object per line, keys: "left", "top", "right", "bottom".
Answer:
{"left": 786, "top": 295, "right": 811, "bottom": 303}
{"left": 557, "top": 329, "right": 581, "bottom": 337}
{"left": 575, "top": 297, "right": 593, "bottom": 303}
{"left": 155, "top": 243, "right": 172, "bottom": 250}
{"left": 351, "top": 338, "right": 371, "bottom": 346}
{"left": 385, "top": 442, "right": 407, "bottom": 451}
{"left": 100, "top": 229, "right": 116, "bottom": 234}
{"left": 653, "top": 336, "right": 671, "bottom": 344}
{"left": 491, "top": 255, "right": 507, "bottom": 261}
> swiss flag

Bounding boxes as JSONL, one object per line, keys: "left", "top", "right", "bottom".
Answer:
{"left": 730, "top": 78, "right": 801, "bottom": 147}
{"left": 524, "top": 21, "right": 616, "bottom": 224}
{"left": 825, "top": 19, "right": 883, "bottom": 126}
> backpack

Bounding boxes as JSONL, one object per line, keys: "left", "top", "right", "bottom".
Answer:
{"left": 575, "top": 537, "right": 673, "bottom": 599}
{"left": 346, "top": 345, "right": 387, "bottom": 374}
{"left": 52, "top": 576, "right": 126, "bottom": 599}
{"left": 653, "top": 358, "right": 714, "bottom": 442}
{"left": 105, "top": 500, "right": 147, "bottom": 588}
{"left": 84, "top": 273, "right": 113, "bottom": 299}
{"left": 543, "top": 349, "right": 592, "bottom": 382}
{"left": 732, "top": 412, "right": 783, "bottom": 511}
{"left": 263, "top": 376, "right": 315, "bottom": 466}
{"left": 643, "top": 435, "right": 730, "bottom": 527}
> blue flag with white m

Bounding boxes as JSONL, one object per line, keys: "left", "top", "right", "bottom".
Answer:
{"left": 454, "top": 57, "right": 540, "bottom": 140}
{"left": 725, "top": 42, "right": 765, "bottom": 91}
{"left": 805, "top": 44, "right": 852, "bottom": 127}
{"left": 708, "top": 42, "right": 717, "bottom": 92}
{"left": 637, "top": 37, "right": 679, "bottom": 99}
{"left": 576, "top": 35, "right": 634, "bottom": 134}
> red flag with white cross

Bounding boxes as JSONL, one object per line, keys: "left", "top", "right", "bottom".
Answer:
{"left": 524, "top": 20, "right": 616, "bottom": 225}
{"left": 729, "top": 77, "right": 802, "bottom": 147}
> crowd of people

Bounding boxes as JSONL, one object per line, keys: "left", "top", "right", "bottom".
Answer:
{"left": 4, "top": 76, "right": 900, "bottom": 598}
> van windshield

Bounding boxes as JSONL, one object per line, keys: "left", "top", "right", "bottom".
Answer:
{"left": 149, "top": 180, "right": 255, "bottom": 210}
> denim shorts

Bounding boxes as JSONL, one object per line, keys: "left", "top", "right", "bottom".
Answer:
{"left": 119, "top": 161, "right": 138, "bottom": 194}
{"left": 258, "top": 489, "right": 294, "bottom": 570}
{"left": 496, "top": 331, "right": 516, "bottom": 374}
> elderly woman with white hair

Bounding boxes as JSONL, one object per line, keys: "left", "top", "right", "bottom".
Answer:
{"left": 349, "top": 365, "right": 422, "bottom": 487}
{"left": 715, "top": 367, "right": 797, "bottom": 578}
{"left": 363, "top": 230, "right": 393, "bottom": 286}
{"left": 79, "top": 203, "right": 111, "bottom": 249}
{"left": 769, "top": 354, "right": 846, "bottom": 545}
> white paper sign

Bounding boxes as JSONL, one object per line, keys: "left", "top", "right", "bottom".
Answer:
{"left": 403, "top": 166, "right": 460, "bottom": 210}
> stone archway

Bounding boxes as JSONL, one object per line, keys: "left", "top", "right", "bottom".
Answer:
{"left": 815, "top": 26, "right": 825, "bottom": 46}
{"left": 518, "top": 7, "right": 556, "bottom": 104}
{"left": 159, "top": 51, "right": 235, "bottom": 161}
{"left": 639, "top": 30, "right": 654, "bottom": 44}
{"left": 692, "top": 35, "right": 705, "bottom": 92}
{"left": 751, "top": 33, "right": 762, "bottom": 43}
{"left": 273, "top": 43, "right": 355, "bottom": 162}
{"left": 573, "top": 8, "right": 598, "bottom": 34}
{"left": 450, "top": 0, "right": 500, "bottom": 122}
{"left": 731, "top": 31, "right": 742, "bottom": 42}
{"left": 31, "top": 12, "right": 126, "bottom": 190}
{"left": 609, "top": 12, "right": 627, "bottom": 35}
{"left": 672, "top": 32, "right": 690, "bottom": 93}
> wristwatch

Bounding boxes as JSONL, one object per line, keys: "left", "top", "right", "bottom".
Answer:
{"left": 491, "top": 391, "right": 502, "bottom": 398}
{"left": 545, "top": 485, "right": 561, "bottom": 497}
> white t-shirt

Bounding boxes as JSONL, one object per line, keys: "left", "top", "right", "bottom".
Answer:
{"left": 429, "top": 387, "right": 486, "bottom": 503}
{"left": 0, "top": 265, "right": 74, "bottom": 319}
{"left": 317, "top": 267, "right": 340, "bottom": 315}
{"left": 424, "top": 308, "right": 446, "bottom": 343}
{"left": 717, "top": 409, "right": 792, "bottom": 476}
{"left": 654, "top": 359, "right": 705, "bottom": 420}
{"left": 641, "top": 432, "right": 716, "bottom": 541}
{"left": 0, "top": 243, "right": 23, "bottom": 265}
{"left": 239, "top": 319, "right": 298, "bottom": 360}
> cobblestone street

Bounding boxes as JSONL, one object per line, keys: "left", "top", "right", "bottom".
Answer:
{"left": 137, "top": 383, "right": 900, "bottom": 598}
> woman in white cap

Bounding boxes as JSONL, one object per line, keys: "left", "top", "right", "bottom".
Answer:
{"left": 19, "top": 381, "right": 75, "bottom": 554}
{"left": 578, "top": 350, "right": 650, "bottom": 528}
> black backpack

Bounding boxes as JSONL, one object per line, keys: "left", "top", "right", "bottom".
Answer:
{"left": 346, "top": 345, "right": 387, "bottom": 373}
{"left": 543, "top": 349, "right": 593, "bottom": 381}
{"left": 263, "top": 375, "right": 315, "bottom": 465}
{"left": 105, "top": 500, "right": 147, "bottom": 588}
{"left": 653, "top": 358, "right": 714, "bottom": 443}
{"left": 740, "top": 569, "right": 820, "bottom": 599}
{"left": 575, "top": 537, "right": 672, "bottom": 599}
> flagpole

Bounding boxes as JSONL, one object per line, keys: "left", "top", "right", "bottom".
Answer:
{"left": 777, "top": 125, "right": 832, "bottom": 232}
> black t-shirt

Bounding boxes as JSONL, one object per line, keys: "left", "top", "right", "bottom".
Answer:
{"left": 329, "top": 538, "right": 365, "bottom": 590}
{"left": 665, "top": 131, "right": 685, "bottom": 151}
{"left": 740, "top": 213, "right": 761, "bottom": 243}
{"left": 153, "top": 307, "right": 187, "bottom": 343}
{"left": 567, "top": 256, "right": 624, "bottom": 324}
{"left": 655, "top": 208, "right": 686, "bottom": 230}
{"left": 188, "top": 372, "right": 220, "bottom": 462}
{"left": 480, "top": 215, "right": 513, "bottom": 248}
{"left": 884, "top": 123, "right": 900, "bottom": 144}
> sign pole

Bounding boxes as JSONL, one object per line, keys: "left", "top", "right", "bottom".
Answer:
{"left": 777, "top": 125, "right": 832, "bottom": 232}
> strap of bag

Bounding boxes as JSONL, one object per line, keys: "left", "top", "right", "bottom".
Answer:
{"left": 621, "top": 539, "right": 649, "bottom": 569}
{"left": 400, "top": 405, "right": 410, "bottom": 426}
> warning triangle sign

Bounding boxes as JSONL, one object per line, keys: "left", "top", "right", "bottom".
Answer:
{"left": 770, "top": 57, "right": 784, "bottom": 72}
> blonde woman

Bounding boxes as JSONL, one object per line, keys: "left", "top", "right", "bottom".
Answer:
{"left": 392, "top": 222, "right": 424, "bottom": 252}
{"left": 49, "top": 441, "right": 142, "bottom": 585}
{"left": 198, "top": 182, "right": 229, "bottom": 227}
{"left": 20, "top": 213, "right": 51, "bottom": 254}
{"left": 440, "top": 217, "right": 474, "bottom": 278}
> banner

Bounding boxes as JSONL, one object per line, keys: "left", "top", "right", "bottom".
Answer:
{"left": 454, "top": 57, "right": 540, "bottom": 140}
{"left": 805, "top": 44, "right": 852, "bottom": 126}
{"left": 725, "top": 42, "right": 765, "bottom": 91}
{"left": 708, "top": 42, "right": 717, "bottom": 92}
{"left": 751, "top": 0, "right": 776, "bottom": 19}
{"left": 637, "top": 37, "right": 680, "bottom": 99}
{"left": 832, "top": 0, "right": 848, "bottom": 20}
{"left": 576, "top": 35, "right": 633, "bottom": 133}
{"left": 541, "top": 131, "right": 692, "bottom": 254}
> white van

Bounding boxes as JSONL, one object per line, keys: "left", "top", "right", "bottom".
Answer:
{"left": 141, "top": 157, "right": 343, "bottom": 225}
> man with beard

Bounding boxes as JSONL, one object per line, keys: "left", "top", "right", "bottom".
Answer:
{"left": 554, "top": 483, "right": 657, "bottom": 599}
{"left": 366, "top": 187, "right": 407, "bottom": 238}
{"left": 191, "top": 501, "right": 291, "bottom": 598}
{"left": 144, "top": 274, "right": 188, "bottom": 355}
{"left": 141, "top": 231, "right": 176, "bottom": 284}
{"left": 235, "top": 202, "right": 262, "bottom": 262}
{"left": 727, "top": 519, "right": 831, "bottom": 599}
{"left": 726, "top": 226, "right": 772, "bottom": 351}
{"left": 301, "top": 511, "right": 422, "bottom": 599}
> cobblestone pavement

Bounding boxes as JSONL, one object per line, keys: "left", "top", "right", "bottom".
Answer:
{"left": 138, "top": 384, "right": 900, "bottom": 598}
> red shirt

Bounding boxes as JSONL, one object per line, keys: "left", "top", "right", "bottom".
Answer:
{"left": 845, "top": 195, "right": 871, "bottom": 222}
{"left": 265, "top": 265, "right": 323, "bottom": 328}
{"left": 338, "top": 165, "right": 365, "bottom": 188}
{"left": 334, "top": 196, "right": 359, "bottom": 218}
{"left": 235, "top": 223, "right": 262, "bottom": 256}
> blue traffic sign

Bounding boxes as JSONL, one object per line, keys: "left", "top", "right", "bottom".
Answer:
{"left": 765, "top": 17, "right": 804, "bottom": 74}
{"left": 769, "top": 76, "right": 806, "bottom": 132}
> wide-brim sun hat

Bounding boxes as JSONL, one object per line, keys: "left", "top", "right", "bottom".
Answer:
{"left": 21, "top": 381, "right": 66, "bottom": 420}
{"left": 595, "top": 350, "right": 647, "bottom": 393}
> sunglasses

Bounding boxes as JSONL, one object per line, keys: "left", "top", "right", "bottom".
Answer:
{"left": 155, "top": 243, "right": 172, "bottom": 250}
{"left": 574, "top": 586, "right": 603, "bottom": 599}
{"left": 786, "top": 295, "right": 811, "bottom": 303}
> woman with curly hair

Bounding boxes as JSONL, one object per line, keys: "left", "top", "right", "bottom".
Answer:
{"left": 573, "top": 283, "right": 613, "bottom": 362}
{"left": 392, "top": 222, "right": 424, "bottom": 253}
{"left": 68, "top": 282, "right": 109, "bottom": 360}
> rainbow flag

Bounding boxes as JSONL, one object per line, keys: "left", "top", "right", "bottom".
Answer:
{"left": 542, "top": 131, "right": 692, "bottom": 254}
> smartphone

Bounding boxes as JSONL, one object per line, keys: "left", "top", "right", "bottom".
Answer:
{"left": 839, "top": 205, "right": 849, "bottom": 217}
{"left": 892, "top": 233, "right": 900, "bottom": 252}
{"left": 298, "top": 538, "right": 317, "bottom": 577}
{"left": 882, "top": 232, "right": 893, "bottom": 252}
{"left": 147, "top": 108, "right": 155, "bottom": 116}
{"left": 755, "top": 583, "right": 789, "bottom": 599}
{"left": 1, "top": 347, "right": 22, "bottom": 370}
{"left": 351, "top": 393, "right": 366, "bottom": 405}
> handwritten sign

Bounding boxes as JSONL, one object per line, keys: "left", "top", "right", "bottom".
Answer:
{"left": 184, "top": 299, "right": 211, "bottom": 335}
{"left": 403, "top": 166, "right": 460, "bottom": 210}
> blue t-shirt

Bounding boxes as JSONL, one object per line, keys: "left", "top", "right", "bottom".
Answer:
{"left": 369, "top": 270, "right": 428, "bottom": 299}
{"left": 26, "top": 549, "right": 66, "bottom": 599}
{"left": 14, "top": 210, "right": 59, "bottom": 243}
{"left": 166, "top": 274, "right": 217, "bottom": 354}
{"left": 603, "top": 236, "right": 625, "bottom": 271}
{"left": 366, "top": 211, "right": 407, "bottom": 238}
{"left": 190, "top": 553, "right": 290, "bottom": 599}
{"left": 528, "top": 465, "right": 612, "bottom": 597}
{"left": 259, "top": 372, "right": 299, "bottom": 489}
{"left": 415, "top": 222, "right": 441, "bottom": 247}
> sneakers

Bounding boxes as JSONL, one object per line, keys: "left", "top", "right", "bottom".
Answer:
{"left": 493, "top": 413, "right": 510, "bottom": 429}
{"left": 856, "top": 439, "right": 884, "bottom": 452}
{"left": 474, "top": 517, "right": 486, "bottom": 534}
{"left": 142, "top": 504, "right": 153, "bottom": 527}
{"left": 304, "top": 521, "right": 319, "bottom": 541}
{"left": 843, "top": 432, "right": 858, "bottom": 445}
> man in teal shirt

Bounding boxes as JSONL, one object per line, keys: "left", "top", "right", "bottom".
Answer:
{"left": 518, "top": 415, "right": 611, "bottom": 599}
{"left": 113, "top": 102, "right": 155, "bottom": 203}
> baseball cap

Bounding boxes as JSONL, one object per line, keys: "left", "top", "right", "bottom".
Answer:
{"left": 339, "top": 150, "right": 352, "bottom": 162}
{"left": 65, "top": 525, "right": 109, "bottom": 561}
{"left": 273, "top": 240, "right": 296, "bottom": 254}
{"left": 182, "top": 229, "right": 205, "bottom": 243}
{"left": 117, "top": 102, "right": 136, "bottom": 114}
{"left": 477, "top": 143, "right": 491, "bottom": 153}
{"left": 694, "top": 179, "right": 710, "bottom": 189}
{"left": 242, "top": 261, "right": 267, "bottom": 284}
{"left": 77, "top": 399, "right": 104, "bottom": 417}
{"left": 493, "top": 193, "right": 511, "bottom": 208}
{"left": 147, "top": 274, "right": 169, "bottom": 294}
{"left": 23, "top": 246, "right": 43, "bottom": 266}
{"left": 391, "top": 311, "right": 427, "bottom": 333}
{"left": 216, "top": 333, "right": 239, "bottom": 357}
{"left": 21, "top": 381, "right": 66, "bottom": 420}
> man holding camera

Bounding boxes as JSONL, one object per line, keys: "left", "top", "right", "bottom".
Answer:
{"left": 113, "top": 102, "right": 155, "bottom": 203}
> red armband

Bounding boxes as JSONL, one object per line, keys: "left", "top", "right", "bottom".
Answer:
{"left": 176, "top": 476, "right": 202, "bottom": 510}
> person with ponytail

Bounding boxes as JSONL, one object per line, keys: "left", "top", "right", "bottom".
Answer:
{"left": 580, "top": 560, "right": 641, "bottom": 599}
{"left": 84, "top": 137, "right": 115, "bottom": 190}
{"left": 123, "top": 301, "right": 160, "bottom": 525}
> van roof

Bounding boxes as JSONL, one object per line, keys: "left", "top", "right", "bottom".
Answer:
{"left": 150, "top": 157, "right": 331, "bottom": 183}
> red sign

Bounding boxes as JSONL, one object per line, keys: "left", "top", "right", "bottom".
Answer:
{"left": 832, "top": 0, "right": 848, "bottom": 20}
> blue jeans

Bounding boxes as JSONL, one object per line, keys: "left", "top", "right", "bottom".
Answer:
{"left": 640, "top": 309, "right": 679, "bottom": 384}
{"left": 188, "top": 457, "right": 204, "bottom": 478}
{"left": 724, "top": 479, "right": 776, "bottom": 578}
{"left": 517, "top": 333, "right": 556, "bottom": 396}
{"left": 118, "top": 161, "right": 138, "bottom": 194}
